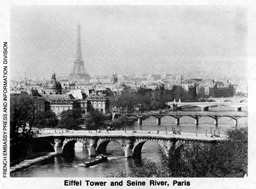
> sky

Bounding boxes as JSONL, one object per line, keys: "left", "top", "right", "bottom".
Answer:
{"left": 10, "top": 5, "right": 247, "bottom": 80}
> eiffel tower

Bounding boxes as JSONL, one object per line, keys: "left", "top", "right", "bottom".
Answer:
{"left": 69, "top": 25, "right": 90, "bottom": 81}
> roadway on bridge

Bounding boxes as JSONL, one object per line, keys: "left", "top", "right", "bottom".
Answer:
{"left": 36, "top": 129, "right": 226, "bottom": 142}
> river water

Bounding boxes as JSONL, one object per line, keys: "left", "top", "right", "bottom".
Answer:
{"left": 11, "top": 141, "right": 163, "bottom": 177}
{"left": 11, "top": 107, "right": 247, "bottom": 177}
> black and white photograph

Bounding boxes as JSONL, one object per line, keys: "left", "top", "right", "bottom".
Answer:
{"left": 1, "top": 0, "right": 256, "bottom": 188}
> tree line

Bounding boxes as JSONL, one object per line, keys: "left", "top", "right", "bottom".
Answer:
{"left": 109, "top": 85, "right": 198, "bottom": 113}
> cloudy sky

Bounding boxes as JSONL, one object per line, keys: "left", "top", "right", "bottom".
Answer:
{"left": 11, "top": 6, "right": 247, "bottom": 80}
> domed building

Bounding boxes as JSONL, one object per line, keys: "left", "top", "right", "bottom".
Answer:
{"left": 44, "top": 73, "right": 62, "bottom": 94}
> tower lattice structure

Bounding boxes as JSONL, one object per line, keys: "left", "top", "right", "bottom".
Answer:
{"left": 69, "top": 25, "right": 90, "bottom": 81}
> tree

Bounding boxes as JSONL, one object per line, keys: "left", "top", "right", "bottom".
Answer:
{"left": 112, "top": 114, "right": 136, "bottom": 130}
{"left": 90, "top": 109, "right": 106, "bottom": 129}
{"left": 114, "top": 92, "right": 138, "bottom": 112}
{"left": 34, "top": 110, "right": 58, "bottom": 128}
{"left": 113, "top": 114, "right": 126, "bottom": 130}
{"left": 187, "top": 85, "right": 197, "bottom": 101}
{"left": 10, "top": 93, "right": 38, "bottom": 138}
{"left": 168, "top": 127, "right": 248, "bottom": 177}
{"left": 58, "top": 109, "right": 82, "bottom": 130}
{"left": 137, "top": 93, "right": 151, "bottom": 111}
{"left": 84, "top": 113, "right": 94, "bottom": 130}
{"left": 173, "top": 85, "right": 185, "bottom": 101}
{"left": 84, "top": 108, "right": 108, "bottom": 130}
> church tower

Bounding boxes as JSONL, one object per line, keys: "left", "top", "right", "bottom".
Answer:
{"left": 112, "top": 69, "right": 118, "bottom": 84}
{"left": 69, "top": 25, "right": 90, "bottom": 81}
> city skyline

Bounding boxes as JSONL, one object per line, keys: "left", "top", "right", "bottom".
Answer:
{"left": 11, "top": 6, "right": 247, "bottom": 80}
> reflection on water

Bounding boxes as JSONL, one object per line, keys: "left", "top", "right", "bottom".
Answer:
{"left": 11, "top": 107, "right": 247, "bottom": 177}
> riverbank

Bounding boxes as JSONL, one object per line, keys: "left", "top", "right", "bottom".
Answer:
{"left": 10, "top": 152, "right": 58, "bottom": 174}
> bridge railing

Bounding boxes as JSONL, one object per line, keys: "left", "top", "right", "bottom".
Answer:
{"left": 35, "top": 129, "right": 227, "bottom": 140}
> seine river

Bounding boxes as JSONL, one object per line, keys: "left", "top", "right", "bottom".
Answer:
{"left": 11, "top": 107, "right": 247, "bottom": 177}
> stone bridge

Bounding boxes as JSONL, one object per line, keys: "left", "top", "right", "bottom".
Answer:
{"left": 167, "top": 101, "right": 247, "bottom": 111}
{"left": 34, "top": 131, "right": 226, "bottom": 159}
{"left": 209, "top": 97, "right": 248, "bottom": 103}
{"left": 116, "top": 111, "right": 247, "bottom": 128}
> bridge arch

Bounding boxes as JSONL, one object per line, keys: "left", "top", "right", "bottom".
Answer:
{"left": 143, "top": 115, "right": 158, "bottom": 120}
{"left": 179, "top": 115, "right": 197, "bottom": 124}
{"left": 142, "top": 115, "right": 161, "bottom": 126}
{"left": 198, "top": 116, "right": 216, "bottom": 124}
{"left": 133, "top": 139, "right": 169, "bottom": 159}
{"left": 133, "top": 140, "right": 147, "bottom": 158}
{"left": 217, "top": 116, "right": 238, "bottom": 129}
{"left": 237, "top": 117, "right": 247, "bottom": 128}
{"left": 96, "top": 139, "right": 124, "bottom": 156}
{"left": 160, "top": 116, "right": 178, "bottom": 129}
{"left": 96, "top": 140, "right": 111, "bottom": 155}
{"left": 164, "top": 115, "right": 180, "bottom": 120}
{"left": 218, "top": 116, "right": 237, "bottom": 121}
{"left": 62, "top": 140, "right": 77, "bottom": 156}
{"left": 218, "top": 104, "right": 240, "bottom": 111}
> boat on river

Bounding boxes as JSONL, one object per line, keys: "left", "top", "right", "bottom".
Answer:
{"left": 78, "top": 155, "right": 108, "bottom": 167}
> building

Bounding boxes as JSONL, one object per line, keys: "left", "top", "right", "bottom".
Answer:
{"left": 209, "top": 82, "right": 235, "bottom": 97}
{"left": 181, "top": 79, "right": 201, "bottom": 91}
{"left": 44, "top": 74, "right": 62, "bottom": 95}
{"left": 176, "top": 75, "right": 183, "bottom": 84}
{"left": 43, "top": 94, "right": 83, "bottom": 117}
{"left": 88, "top": 92, "right": 110, "bottom": 114}
{"left": 41, "top": 74, "right": 89, "bottom": 117}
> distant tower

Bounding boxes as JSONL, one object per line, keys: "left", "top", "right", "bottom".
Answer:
{"left": 112, "top": 69, "right": 118, "bottom": 84}
{"left": 69, "top": 25, "right": 90, "bottom": 81}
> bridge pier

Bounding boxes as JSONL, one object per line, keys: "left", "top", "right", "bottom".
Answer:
{"left": 88, "top": 138, "right": 98, "bottom": 157}
{"left": 158, "top": 140, "right": 176, "bottom": 158}
{"left": 214, "top": 118, "right": 218, "bottom": 128}
{"left": 138, "top": 117, "right": 142, "bottom": 126}
{"left": 195, "top": 117, "right": 199, "bottom": 127}
{"left": 156, "top": 117, "right": 161, "bottom": 125}
{"left": 195, "top": 117, "right": 199, "bottom": 135}
{"left": 236, "top": 107, "right": 242, "bottom": 112}
{"left": 201, "top": 107, "right": 209, "bottom": 111}
{"left": 233, "top": 119, "right": 238, "bottom": 129}
{"left": 175, "top": 118, "right": 180, "bottom": 126}
{"left": 54, "top": 138, "right": 64, "bottom": 154}
{"left": 124, "top": 139, "right": 134, "bottom": 158}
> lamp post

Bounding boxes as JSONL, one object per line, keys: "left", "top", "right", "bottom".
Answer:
{"left": 124, "top": 121, "right": 126, "bottom": 133}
